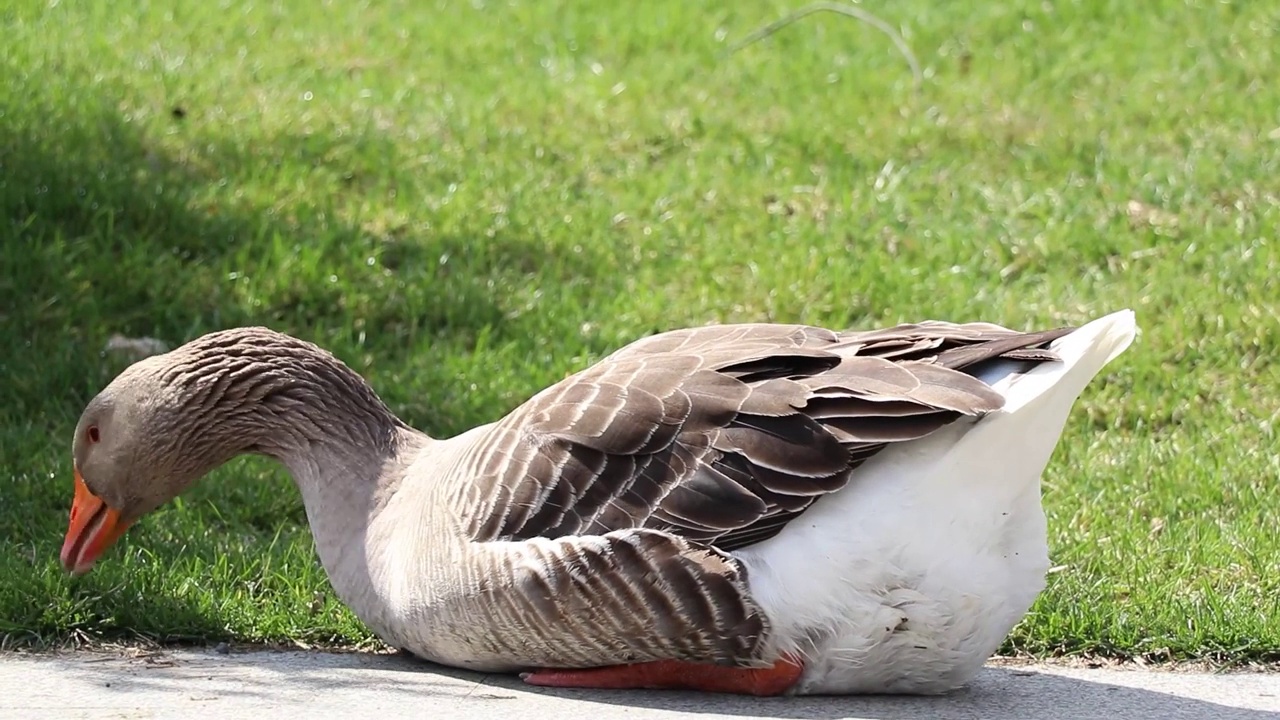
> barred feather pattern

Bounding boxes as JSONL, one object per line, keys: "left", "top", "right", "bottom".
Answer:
{"left": 434, "top": 321, "right": 1073, "bottom": 670}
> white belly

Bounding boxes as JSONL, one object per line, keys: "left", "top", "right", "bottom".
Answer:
{"left": 734, "top": 414, "right": 1052, "bottom": 695}
{"left": 730, "top": 309, "right": 1142, "bottom": 695}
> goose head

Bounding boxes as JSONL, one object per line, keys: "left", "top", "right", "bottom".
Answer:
{"left": 59, "top": 327, "right": 401, "bottom": 575}
{"left": 61, "top": 349, "right": 255, "bottom": 575}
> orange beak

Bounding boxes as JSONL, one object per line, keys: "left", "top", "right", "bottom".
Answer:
{"left": 60, "top": 466, "right": 133, "bottom": 575}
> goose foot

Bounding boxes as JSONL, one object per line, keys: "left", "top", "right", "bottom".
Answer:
{"left": 520, "top": 654, "right": 803, "bottom": 696}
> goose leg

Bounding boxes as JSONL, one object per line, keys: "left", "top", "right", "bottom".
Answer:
{"left": 520, "top": 654, "right": 803, "bottom": 696}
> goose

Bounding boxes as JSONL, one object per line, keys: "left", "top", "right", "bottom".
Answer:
{"left": 60, "top": 309, "right": 1135, "bottom": 696}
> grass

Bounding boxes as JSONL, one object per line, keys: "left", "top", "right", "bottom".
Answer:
{"left": 1, "top": 0, "right": 1277, "bottom": 662}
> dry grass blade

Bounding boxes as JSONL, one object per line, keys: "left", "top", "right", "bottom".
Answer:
{"left": 726, "top": 2, "right": 922, "bottom": 88}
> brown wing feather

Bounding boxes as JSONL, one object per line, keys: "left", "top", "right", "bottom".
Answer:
{"left": 461, "top": 320, "right": 1072, "bottom": 551}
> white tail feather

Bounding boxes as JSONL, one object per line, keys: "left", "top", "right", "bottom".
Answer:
{"left": 986, "top": 308, "right": 1137, "bottom": 414}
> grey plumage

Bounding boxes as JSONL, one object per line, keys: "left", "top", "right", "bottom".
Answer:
{"left": 428, "top": 321, "right": 1073, "bottom": 670}
{"left": 68, "top": 317, "right": 1081, "bottom": 675}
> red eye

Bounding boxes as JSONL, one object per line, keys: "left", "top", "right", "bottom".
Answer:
{"left": 87, "top": 426, "right": 100, "bottom": 443}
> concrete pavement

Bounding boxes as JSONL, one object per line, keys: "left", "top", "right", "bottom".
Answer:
{"left": 1, "top": 648, "right": 1277, "bottom": 719}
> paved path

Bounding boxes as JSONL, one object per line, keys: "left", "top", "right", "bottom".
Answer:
{"left": 1, "top": 649, "right": 1277, "bottom": 719}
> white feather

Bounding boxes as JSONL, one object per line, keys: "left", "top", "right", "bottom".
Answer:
{"left": 735, "top": 310, "right": 1137, "bottom": 694}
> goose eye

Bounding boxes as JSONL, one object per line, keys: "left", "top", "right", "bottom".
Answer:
{"left": 87, "top": 426, "right": 100, "bottom": 443}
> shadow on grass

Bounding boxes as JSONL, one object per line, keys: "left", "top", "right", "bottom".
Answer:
{"left": 0, "top": 77, "right": 607, "bottom": 644}
{"left": 1, "top": 95, "right": 600, "bottom": 410}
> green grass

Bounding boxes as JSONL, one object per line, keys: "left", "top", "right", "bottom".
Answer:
{"left": 1, "top": 0, "right": 1277, "bottom": 662}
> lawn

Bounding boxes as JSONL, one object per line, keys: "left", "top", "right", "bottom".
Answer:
{"left": 2, "top": 0, "right": 1278, "bottom": 662}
